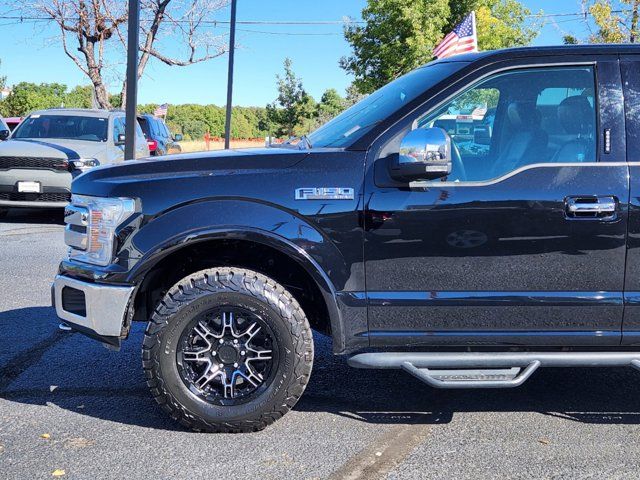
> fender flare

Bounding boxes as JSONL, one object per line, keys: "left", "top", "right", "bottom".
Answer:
{"left": 125, "top": 199, "right": 351, "bottom": 352}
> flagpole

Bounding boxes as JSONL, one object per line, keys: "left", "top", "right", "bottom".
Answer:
{"left": 472, "top": 10, "right": 477, "bottom": 51}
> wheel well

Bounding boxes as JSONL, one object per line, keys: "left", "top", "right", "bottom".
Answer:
{"left": 132, "top": 239, "right": 332, "bottom": 336}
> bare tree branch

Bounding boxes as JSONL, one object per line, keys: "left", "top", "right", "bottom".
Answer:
{"left": 7, "top": 0, "right": 229, "bottom": 108}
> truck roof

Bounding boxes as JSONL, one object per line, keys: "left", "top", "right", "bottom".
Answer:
{"left": 435, "top": 43, "right": 640, "bottom": 65}
{"left": 27, "top": 108, "right": 122, "bottom": 118}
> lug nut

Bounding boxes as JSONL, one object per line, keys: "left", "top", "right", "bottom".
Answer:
{"left": 219, "top": 339, "right": 224, "bottom": 344}
{"left": 233, "top": 363, "right": 238, "bottom": 368}
{"left": 233, "top": 339, "right": 238, "bottom": 344}
{"left": 219, "top": 364, "right": 224, "bottom": 369}
{"left": 240, "top": 351, "right": 246, "bottom": 356}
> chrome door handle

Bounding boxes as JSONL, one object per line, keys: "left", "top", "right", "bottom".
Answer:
{"left": 565, "top": 196, "right": 617, "bottom": 220}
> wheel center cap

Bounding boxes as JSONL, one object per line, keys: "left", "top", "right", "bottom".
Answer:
{"left": 217, "top": 344, "right": 238, "bottom": 364}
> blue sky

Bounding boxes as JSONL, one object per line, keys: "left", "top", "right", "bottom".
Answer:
{"left": 0, "top": 0, "right": 595, "bottom": 107}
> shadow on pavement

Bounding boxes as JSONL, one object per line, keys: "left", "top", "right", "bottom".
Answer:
{"left": 2, "top": 309, "right": 640, "bottom": 430}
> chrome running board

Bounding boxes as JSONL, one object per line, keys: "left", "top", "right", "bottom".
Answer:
{"left": 348, "top": 352, "right": 640, "bottom": 389}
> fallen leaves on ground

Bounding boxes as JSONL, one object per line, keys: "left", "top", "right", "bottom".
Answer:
{"left": 51, "top": 469, "right": 65, "bottom": 477}
{"left": 40, "top": 434, "right": 51, "bottom": 440}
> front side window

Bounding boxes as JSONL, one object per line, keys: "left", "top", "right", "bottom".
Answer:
{"left": 13, "top": 114, "right": 108, "bottom": 142}
{"left": 417, "top": 66, "right": 597, "bottom": 183}
{"left": 112, "top": 117, "right": 125, "bottom": 143}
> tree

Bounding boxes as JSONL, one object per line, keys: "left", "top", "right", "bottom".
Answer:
{"left": 8, "top": 0, "right": 228, "bottom": 109}
{"left": 345, "top": 83, "right": 367, "bottom": 107}
{"left": 316, "top": 88, "right": 347, "bottom": 124}
{"left": 265, "top": 58, "right": 317, "bottom": 138}
{"left": 0, "top": 82, "right": 67, "bottom": 116}
{"left": 65, "top": 85, "right": 94, "bottom": 108}
{"left": 579, "top": 0, "right": 640, "bottom": 43}
{"left": 341, "top": 0, "right": 539, "bottom": 94}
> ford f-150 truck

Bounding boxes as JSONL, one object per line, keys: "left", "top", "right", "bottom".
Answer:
{"left": 52, "top": 45, "right": 640, "bottom": 432}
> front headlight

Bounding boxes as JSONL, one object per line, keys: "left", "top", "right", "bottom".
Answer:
{"left": 71, "top": 158, "right": 100, "bottom": 172}
{"left": 65, "top": 195, "right": 137, "bottom": 266}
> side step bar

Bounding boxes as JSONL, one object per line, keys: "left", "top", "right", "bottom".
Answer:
{"left": 348, "top": 352, "right": 640, "bottom": 389}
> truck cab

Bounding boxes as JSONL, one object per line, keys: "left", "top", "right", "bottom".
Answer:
{"left": 52, "top": 45, "right": 640, "bottom": 432}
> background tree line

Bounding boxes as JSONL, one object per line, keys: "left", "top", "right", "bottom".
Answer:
{"left": 0, "top": 78, "right": 351, "bottom": 140}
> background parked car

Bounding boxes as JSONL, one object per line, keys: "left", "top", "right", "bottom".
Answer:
{"left": 5, "top": 117, "right": 23, "bottom": 132}
{"left": 0, "top": 108, "right": 149, "bottom": 215}
{"left": 137, "top": 114, "right": 182, "bottom": 156}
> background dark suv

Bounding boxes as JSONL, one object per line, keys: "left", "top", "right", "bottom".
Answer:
{"left": 137, "top": 114, "right": 182, "bottom": 156}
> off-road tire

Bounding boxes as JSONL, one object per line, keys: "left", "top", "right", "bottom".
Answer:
{"left": 142, "top": 267, "right": 314, "bottom": 433}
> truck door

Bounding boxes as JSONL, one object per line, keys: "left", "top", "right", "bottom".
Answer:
{"left": 364, "top": 57, "right": 629, "bottom": 348}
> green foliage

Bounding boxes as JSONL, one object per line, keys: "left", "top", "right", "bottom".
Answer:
{"left": 65, "top": 85, "right": 94, "bottom": 108}
{"left": 581, "top": 0, "right": 640, "bottom": 43}
{"left": 345, "top": 83, "right": 367, "bottom": 107}
{"left": 138, "top": 103, "right": 271, "bottom": 141}
{"left": 0, "top": 82, "right": 68, "bottom": 116}
{"left": 265, "top": 58, "right": 318, "bottom": 138}
{"left": 0, "top": 76, "right": 349, "bottom": 140}
{"left": 317, "top": 88, "right": 347, "bottom": 124}
{"left": 342, "top": 0, "right": 539, "bottom": 94}
{"left": 563, "top": 34, "right": 580, "bottom": 44}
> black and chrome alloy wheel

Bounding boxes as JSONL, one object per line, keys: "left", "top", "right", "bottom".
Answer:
{"left": 143, "top": 267, "right": 314, "bottom": 433}
{"left": 177, "top": 308, "right": 278, "bottom": 405}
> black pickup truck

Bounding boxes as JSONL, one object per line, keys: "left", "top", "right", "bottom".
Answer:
{"left": 53, "top": 45, "right": 640, "bottom": 432}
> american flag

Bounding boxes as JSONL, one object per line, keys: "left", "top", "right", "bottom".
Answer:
{"left": 433, "top": 12, "right": 478, "bottom": 59}
{"left": 154, "top": 103, "right": 168, "bottom": 117}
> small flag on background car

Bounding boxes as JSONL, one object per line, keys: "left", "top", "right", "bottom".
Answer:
{"left": 433, "top": 12, "right": 478, "bottom": 60}
{"left": 154, "top": 103, "right": 169, "bottom": 117}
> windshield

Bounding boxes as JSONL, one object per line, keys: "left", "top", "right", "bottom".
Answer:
{"left": 307, "top": 62, "right": 464, "bottom": 149}
{"left": 13, "top": 114, "right": 108, "bottom": 142}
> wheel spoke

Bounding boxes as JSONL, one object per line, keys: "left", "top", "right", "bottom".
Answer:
{"left": 220, "top": 311, "right": 237, "bottom": 338}
{"left": 246, "top": 346, "right": 272, "bottom": 362}
{"left": 193, "top": 321, "right": 215, "bottom": 346}
{"left": 194, "top": 363, "right": 222, "bottom": 389}
{"left": 222, "top": 370, "right": 236, "bottom": 398}
{"left": 240, "top": 322, "right": 261, "bottom": 343}
{"left": 183, "top": 349, "right": 210, "bottom": 363}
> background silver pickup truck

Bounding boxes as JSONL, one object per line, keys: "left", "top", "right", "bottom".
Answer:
{"left": 0, "top": 108, "right": 149, "bottom": 216}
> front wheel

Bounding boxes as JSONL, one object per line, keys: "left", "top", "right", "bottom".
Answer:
{"left": 142, "top": 267, "right": 314, "bottom": 432}
{"left": 0, "top": 208, "right": 8, "bottom": 220}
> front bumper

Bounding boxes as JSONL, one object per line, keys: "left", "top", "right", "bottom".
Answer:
{"left": 0, "top": 169, "right": 71, "bottom": 208}
{"left": 53, "top": 275, "right": 135, "bottom": 344}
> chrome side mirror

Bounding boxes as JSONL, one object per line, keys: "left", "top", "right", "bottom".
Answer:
{"left": 390, "top": 127, "right": 452, "bottom": 182}
{"left": 115, "top": 133, "right": 126, "bottom": 146}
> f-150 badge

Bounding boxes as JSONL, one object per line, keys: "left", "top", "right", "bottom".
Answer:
{"left": 295, "top": 187, "right": 355, "bottom": 200}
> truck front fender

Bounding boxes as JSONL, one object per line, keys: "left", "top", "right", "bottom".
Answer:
{"left": 125, "top": 198, "right": 364, "bottom": 353}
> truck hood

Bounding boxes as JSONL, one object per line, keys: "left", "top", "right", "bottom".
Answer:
{"left": 71, "top": 147, "right": 310, "bottom": 198}
{"left": 0, "top": 138, "right": 106, "bottom": 160}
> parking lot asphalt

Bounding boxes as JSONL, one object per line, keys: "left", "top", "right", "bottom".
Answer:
{"left": 3, "top": 209, "right": 640, "bottom": 479}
